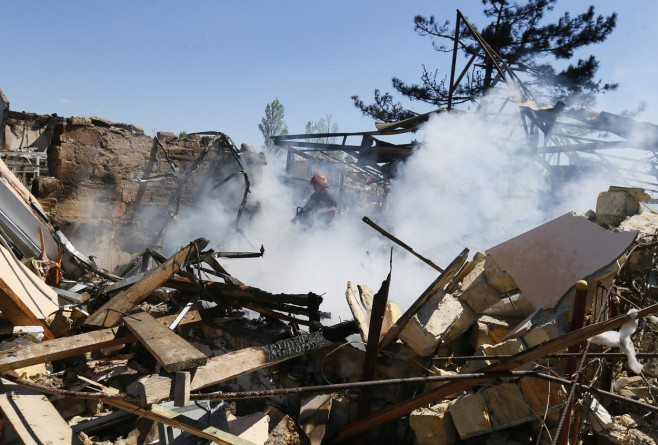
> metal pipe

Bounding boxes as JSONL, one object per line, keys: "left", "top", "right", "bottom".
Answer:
{"left": 362, "top": 216, "right": 444, "bottom": 273}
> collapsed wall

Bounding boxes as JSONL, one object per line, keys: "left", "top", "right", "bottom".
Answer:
{"left": 0, "top": 98, "right": 262, "bottom": 272}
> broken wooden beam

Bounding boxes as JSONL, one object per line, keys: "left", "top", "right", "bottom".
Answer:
{"left": 334, "top": 301, "right": 658, "bottom": 442}
{"left": 378, "top": 248, "right": 468, "bottom": 349}
{"left": 235, "top": 301, "right": 323, "bottom": 329}
{"left": 85, "top": 238, "right": 209, "bottom": 328}
{"left": 165, "top": 276, "right": 322, "bottom": 308}
{"left": 0, "top": 310, "right": 206, "bottom": 374}
{"left": 357, "top": 263, "right": 391, "bottom": 420}
{"left": 122, "top": 311, "right": 208, "bottom": 373}
{"left": 138, "top": 321, "right": 358, "bottom": 405}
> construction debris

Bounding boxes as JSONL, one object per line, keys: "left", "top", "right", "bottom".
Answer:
{"left": 2, "top": 85, "right": 658, "bottom": 444}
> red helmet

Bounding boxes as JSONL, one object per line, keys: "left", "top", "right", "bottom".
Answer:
{"left": 311, "top": 173, "right": 329, "bottom": 188}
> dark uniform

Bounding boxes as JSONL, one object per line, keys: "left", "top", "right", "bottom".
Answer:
{"left": 301, "top": 189, "right": 337, "bottom": 227}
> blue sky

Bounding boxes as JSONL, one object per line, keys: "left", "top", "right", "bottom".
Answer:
{"left": 2, "top": 1, "right": 655, "bottom": 148}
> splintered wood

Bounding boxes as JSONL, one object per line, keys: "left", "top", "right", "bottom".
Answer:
{"left": 85, "top": 238, "right": 208, "bottom": 328}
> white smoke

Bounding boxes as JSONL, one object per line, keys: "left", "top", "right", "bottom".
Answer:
{"left": 162, "top": 99, "right": 633, "bottom": 324}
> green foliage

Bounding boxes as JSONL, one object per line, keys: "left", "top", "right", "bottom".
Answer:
{"left": 258, "top": 98, "right": 289, "bottom": 157}
{"left": 305, "top": 114, "right": 339, "bottom": 145}
{"left": 305, "top": 114, "right": 347, "bottom": 160}
{"left": 178, "top": 131, "right": 188, "bottom": 139}
{"left": 353, "top": 0, "right": 617, "bottom": 122}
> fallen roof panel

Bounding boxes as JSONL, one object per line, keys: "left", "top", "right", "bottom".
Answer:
{"left": 486, "top": 213, "right": 637, "bottom": 309}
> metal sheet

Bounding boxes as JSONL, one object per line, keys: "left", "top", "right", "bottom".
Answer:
{"left": 486, "top": 213, "right": 637, "bottom": 309}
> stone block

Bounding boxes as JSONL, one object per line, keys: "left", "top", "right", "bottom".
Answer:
{"left": 424, "top": 366, "right": 459, "bottom": 393}
{"left": 484, "top": 293, "right": 535, "bottom": 319}
{"left": 448, "top": 392, "right": 492, "bottom": 438}
{"left": 596, "top": 190, "right": 640, "bottom": 226}
{"left": 400, "top": 291, "right": 476, "bottom": 357}
{"left": 522, "top": 319, "right": 564, "bottom": 348}
{"left": 448, "top": 252, "right": 486, "bottom": 292}
{"left": 481, "top": 383, "right": 532, "bottom": 428}
{"left": 462, "top": 338, "right": 528, "bottom": 373}
{"left": 471, "top": 315, "right": 513, "bottom": 349}
{"left": 382, "top": 301, "right": 401, "bottom": 338}
{"left": 518, "top": 377, "right": 566, "bottom": 424}
{"left": 157, "top": 131, "right": 176, "bottom": 139}
{"left": 410, "top": 402, "right": 457, "bottom": 445}
{"left": 484, "top": 255, "right": 518, "bottom": 294}
{"left": 457, "top": 261, "right": 502, "bottom": 314}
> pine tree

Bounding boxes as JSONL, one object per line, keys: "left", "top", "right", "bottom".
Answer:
{"left": 353, "top": 0, "right": 617, "bottom": 122}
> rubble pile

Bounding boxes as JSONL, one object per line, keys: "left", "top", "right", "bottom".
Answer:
{"left": 2, "top": 147, "right": 658, "bottom": 445}
{"left": 1, "top": 93, "right": 657, "bottom": 444}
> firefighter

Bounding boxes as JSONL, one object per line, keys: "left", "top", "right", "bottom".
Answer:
{"left": 292, "top": 173, "right": 337, "bottom": 227}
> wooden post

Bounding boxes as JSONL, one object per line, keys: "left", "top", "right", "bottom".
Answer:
{"left": 357, "top": 265, "right": 391, "bottom": 421}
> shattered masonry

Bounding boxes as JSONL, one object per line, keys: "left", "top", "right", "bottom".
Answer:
{"left": 2, "top": 81, "right": 658, "bottom": 445}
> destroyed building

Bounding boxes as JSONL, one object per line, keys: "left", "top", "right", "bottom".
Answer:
{"left": 1, "top": 15, "right": 658, "bottom": 444}
{"left": 2, "top": 81, "right": 658, "bottom": 445}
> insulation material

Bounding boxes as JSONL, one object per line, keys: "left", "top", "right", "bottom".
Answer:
{"left": 486, "top": 213, "right": 637, "bottom": 309}
{"left": 590, "top": 308, "right": 643, "bottom": 374}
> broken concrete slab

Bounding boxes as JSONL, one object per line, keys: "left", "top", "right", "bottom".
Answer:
{"left": 486, "top": 212, "right": 637, "bottom": 309}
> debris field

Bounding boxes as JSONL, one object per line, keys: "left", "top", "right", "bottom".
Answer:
{"left": 1, "top": 89, "right": 658, "bottom": 445}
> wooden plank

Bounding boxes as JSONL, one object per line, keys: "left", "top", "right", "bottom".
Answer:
{"left": 0, "top": 310, "right": 205, "bottom": 374}
{"left": 0, "top": 244, "right": 58, "bottom": 338}
{"left": 334, "top": 302, "right": 658, "bottom": 442}
{"left": 175, "top": 371, "right": 191, "bottom": 407}
{"left": 357, "top": 269, "right": 390, "bottom": 420}
{"left": 123, "top": 311, "right": 207, "bottom": 373}
{"left": 139, "top": 330, "right": 336, "bottom": 405}
{"left": 85, "top": 238, "right": 208, "bottom": 327}
{"left": 78, "top": 377, "right": 254, "bottom": 445}
{"left": 378, "top": 248, "right": 468, "bottom": 349}
{"left": 0, "top": 378, "right": 74, "bottom": 443}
